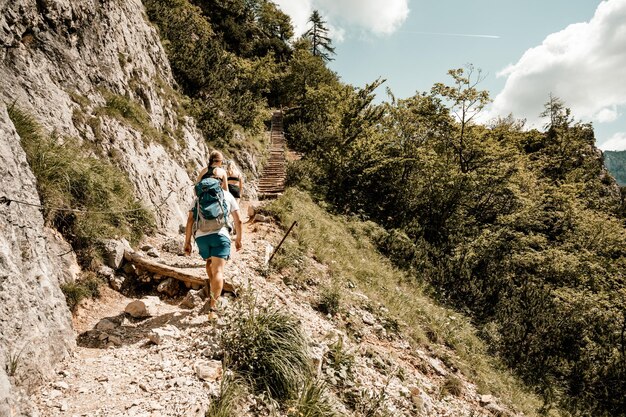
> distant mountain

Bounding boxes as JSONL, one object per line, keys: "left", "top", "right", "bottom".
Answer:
{"left": 604, "top": 150, "right": 626, "bottom": 186}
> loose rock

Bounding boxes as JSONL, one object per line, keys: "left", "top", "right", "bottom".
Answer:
{"left": 193, "top": 360, "right": 222, "bottom": 381}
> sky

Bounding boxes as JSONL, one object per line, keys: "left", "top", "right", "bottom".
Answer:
{"left": 273, "top": 0, "right": 626, "bottom": 151}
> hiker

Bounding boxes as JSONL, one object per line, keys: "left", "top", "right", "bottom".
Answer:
{"left": 196, "top": 150, "right": 228, "bottom": 191}
{"left": 183, "top": 171, "right": 243, "bottom": 319}
{"left": 226, "top": 159, "right": 244, "bottom": 203}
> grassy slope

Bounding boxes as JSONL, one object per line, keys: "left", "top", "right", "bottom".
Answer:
{"left": 266, "top": 188, "right": 564, "bottom": 417}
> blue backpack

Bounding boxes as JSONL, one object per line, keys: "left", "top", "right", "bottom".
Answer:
{"left": 193, "top": 177, "right": 229, "bottom": 233}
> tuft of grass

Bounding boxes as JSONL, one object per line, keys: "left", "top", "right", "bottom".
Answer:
{"left": 205, "top": 373, "right": 245, "bottom": 417}
{"left": 220, "top": 297, "right": 312, "bottom": 401}
{"left": 287, "top": 378, "right": 338, "bottom": 417}
{"left": 315, "top": 285, "right": 341, "bottom": 316}
{"left": 442, "top": 375, "right": 463, "bottom": 397}
{"left": 60, "top": 272, "right": 103, "bottom": 312}
{"left": 96, "top": 91, "right": 175, "bottom": 149}
{"left": 68, "top": 91, "right": 91, "bottom": 108}
{"left": 8, "top": 105, "right": 155, "bottom": 267}
{"left": 345, "top": 382, "right": 391, "bottom": 417}
{"left": 5, "top": 346, "right": 26, "bottom": 377}
{"left": 264, "top": 189, "right": 556, "bottom": 417}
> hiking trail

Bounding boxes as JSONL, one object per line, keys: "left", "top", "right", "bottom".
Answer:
{"left": 28, "top": 123, "right": 509, "bottom": 417}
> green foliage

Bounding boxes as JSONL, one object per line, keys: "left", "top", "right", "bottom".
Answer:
{"left": 281, "top": 60, "right": 626, "bottom": 414}
{"left": 60, "top": 272, "right": 103, "bottom": 312}
{"left": 303, "top": 10, "right": 335, "bottom": 62}
{"left": 316, "top": 285, "right": 341, "bottom": 316}
{"left": 287, "top": 378, "right": 338, "bottom": 417}
{"left": 143, "top": 0, "right": 292, "bottom": 143}
{"left": 220, "top": 298, "right": 312, "bottom": 401}
{"left": 441, "top": 375, "right": 463, "bottom": 397}
{"left": 8, "top": 105, "right": 155, "bottom": 266}
{"left": 266, "top": 189, "right": 548, "bottom": 417}
{"left": 205, "top": 373, "right": 245, "bottom": 417}
{"left": 98, "top": 91, "right": 175, "bottom": 149}
{"left": 324, "top": 338, "right": 355, "bottom": 387}
{"left": 4, "top": 346, "right": 26, "bottom": 377}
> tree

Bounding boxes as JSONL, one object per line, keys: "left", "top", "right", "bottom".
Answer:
{"left": 303, "top": 10, "right": 335, "bottom": 62}
{"left": 431, "top": 65, "right": 491, "bottom": 173}
{"left": 254, "top": 0, "right": 294, "bottom": 61}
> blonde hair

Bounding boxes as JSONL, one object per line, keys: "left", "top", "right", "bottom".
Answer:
{"left": 226, "top": 160, "right": 241, "bottom": 178}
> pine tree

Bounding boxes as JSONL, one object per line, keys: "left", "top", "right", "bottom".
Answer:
{"left": 303, "top": 10, "right": 335, "bottom": 62}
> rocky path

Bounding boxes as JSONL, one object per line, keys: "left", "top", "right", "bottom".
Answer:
{"left": 30, "top": 202, "right": 509, "bottom": 417}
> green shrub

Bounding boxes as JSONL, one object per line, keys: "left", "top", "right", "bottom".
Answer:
{"left": 60, "top": 272, "right": 103, "bottom": 311}
{"left": 221, "top": 299, "right": 312, "bottom": 401}
{"left": 8, "top": 105, "right": 155, "bottom": 267}
{"left": 287, "top": 378, "right": 338, "bottom": 417}
{"left": 324, "top": 338, "right": 354, "bottom": 388}
{"left": 442, "top": 375, "right": 463, "bottom": 397}
{"left": 205, "top": 373, "right": 245, "bottom": 417}
{"left": 316, "top": 285, "right": 341, "bottom": 316}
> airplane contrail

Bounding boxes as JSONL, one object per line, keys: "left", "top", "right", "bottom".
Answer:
{"left": 401, "top": 30, "right": 500, "bottom": 39}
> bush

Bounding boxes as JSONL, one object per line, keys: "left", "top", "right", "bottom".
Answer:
{"left": 442, "top": 375, "right": 463, "bottom": 397}
{"left": 287, "top": 378, "right": 338, "bottom": 417}
{"left": 8, "top": 105, "right": 155, "bottom": 267}
{"left": 221, "top": 299, "right": 312, "bottom": 401}
{"left": 60, "top": 272, "right": 103, "bottom": 311}
{"left": 316, "top": 285, "right": 341, "bottom": 316}
{"left": 205, "top": 373, "right": 245, "bottom": 417}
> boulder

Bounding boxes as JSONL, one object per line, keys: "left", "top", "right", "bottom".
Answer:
{"left": 95, "top": 319, "right": 116, "bottom": 331}
{"left": 102, "top": 239, "right": 126, "bottom": 269}
{"left": 97, "top": 265, "right": 115, "bottom": 280}
{"left": 109, "top": 275, "right": 126, "bottom": 291}
{"left": 254, "top": 214, "right": 271, "bottom": 223}
{"left": 124, "top": 296, "right": 161, "bottom": 318}
{"left": 161, "top": 237, "right": 184, "bottom": 255}
{"left": 194, "top": 360, "right": 222, "bottom": 381}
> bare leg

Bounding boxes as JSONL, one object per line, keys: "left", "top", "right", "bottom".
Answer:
{"left": 209, "top": 256, "right": 227, "bottom": 309}
{"left": 204, "top": 258, "right": 212, "bottom": 299}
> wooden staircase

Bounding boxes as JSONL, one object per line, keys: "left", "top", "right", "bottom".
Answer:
{"left": 258, "top": 111, "right": 287, "bottom": 199}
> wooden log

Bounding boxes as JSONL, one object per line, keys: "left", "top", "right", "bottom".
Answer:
{"left": 123, "top": 251, "right": 237, "bottom": 295}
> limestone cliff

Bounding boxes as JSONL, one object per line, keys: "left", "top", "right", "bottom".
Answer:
{"left": 0, "top": 0, "right": 211, "bottom": 413}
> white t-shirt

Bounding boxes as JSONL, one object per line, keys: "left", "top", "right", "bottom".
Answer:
{"left": 190, "top": 190, "right": 239, "bottom": 238}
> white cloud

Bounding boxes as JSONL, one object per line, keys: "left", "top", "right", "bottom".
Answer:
{"left": 596, "top": 107, "right": 619, "bottom": 123}
{"left": 599, "top": 132, "right": 626, "bottom": 151}
{"left": 273, "top": 0, "right": 409, "bottom": 39}
{"left": 490, "top": 0, "right": 626, "bottom": 128}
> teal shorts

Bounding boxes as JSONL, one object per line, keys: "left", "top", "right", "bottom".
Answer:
{"left": 195, "top": 233, "right": 231, "bottom": 260}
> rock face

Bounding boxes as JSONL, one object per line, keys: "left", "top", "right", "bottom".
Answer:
{"left": 0, "top": 0, "right": 211, "bottom": 413}
{"left": 0, "top": 105, "right": 75, "bottom": 415}
{"left": 0, "top": 0, "right": 209, "bottom": 232}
